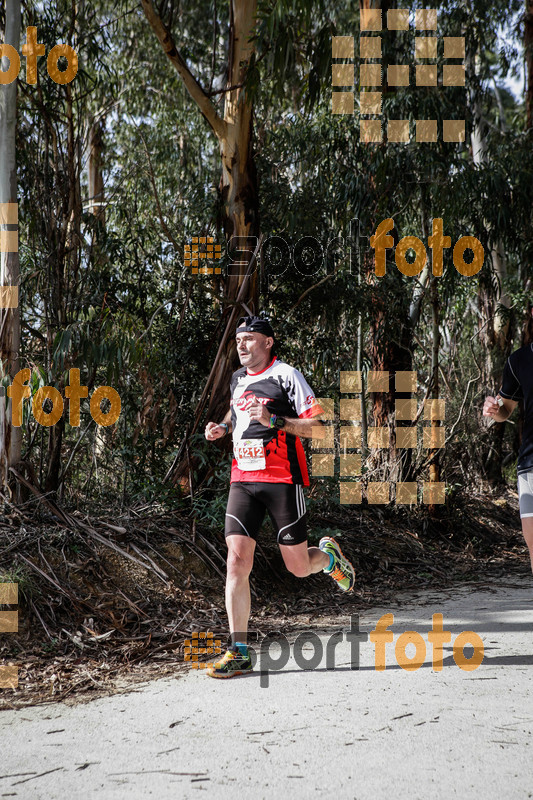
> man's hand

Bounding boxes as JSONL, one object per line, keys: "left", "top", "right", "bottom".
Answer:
{"left": 483, "top": 394, "right": 516, "bottom": 424}
{"left": 482, "top": 395, "right": 501, "bottom": 418}
{"left": 205, "top": 422, "right": 227, "bottom": 441}
{"left": 248, "top": 398, "right": 271, "bottom": 427}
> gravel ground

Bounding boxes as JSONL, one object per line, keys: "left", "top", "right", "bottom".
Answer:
{"left": 1, "top": 574, "right": 532, "bottom": 799}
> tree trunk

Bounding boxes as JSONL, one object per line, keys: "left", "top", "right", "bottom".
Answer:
{"left": 140, "top": 0, "right": 260, "bottom": 486}
{"left": 0, "top": 0, "right": 22, "bottom": 494}
{"left": 427, "top": 274, "right": 441, "bottom": 514}
{"left": 208, "top": 0, "right": 259, "bottom": 425}
{"left": 468, "top": 49, "right": 510, "bottom": 483}
{"left": 367, "top": 274, "right": 414, "bottom": 482}
{"left": 44, "top": 79, "right": 82, "bottom": 493}
{"left": 44, "top": 417, "right": 65, "bottom": 494}
{"left": 526, "top": 0, "right": 533, "bottom": 130}
{"left": 87, "top": 117, "right": 107, "bottom": 465}
{"left": 360, "top": 0, "right": 413, "bottom": 484}
{"left": 87, "top": 118, "right": 105, "bottom": 225}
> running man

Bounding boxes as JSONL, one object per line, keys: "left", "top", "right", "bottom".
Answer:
{"left": 204, "top": 315, "right": 355, "bottom": 678}
{"left": 483, "top": 339, "right": 533, "bottom": 573}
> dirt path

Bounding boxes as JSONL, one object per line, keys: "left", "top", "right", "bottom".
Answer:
{"left": 1, "top": 575, "right": 532, "bottom": 799}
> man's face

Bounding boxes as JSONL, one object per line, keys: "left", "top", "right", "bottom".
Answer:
{"left": 236, "top": 331, "right": 274, "bottom": 370}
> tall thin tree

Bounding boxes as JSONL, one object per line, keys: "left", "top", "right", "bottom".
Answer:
{"left": 0, "top": 0, "right": 21, "bottom": 493}
{"left": 141, "top": 0, "right": 259, "bottom": 422}
{"left": 139, "top": 0, "right": 261, "bottom": 485}
{"left": 526, "top": 0, "right": 533, "bottom": 130}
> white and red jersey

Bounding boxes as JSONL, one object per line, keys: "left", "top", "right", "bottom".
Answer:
{"left": 229, "top": 357, "right": 323, "bottom": 486}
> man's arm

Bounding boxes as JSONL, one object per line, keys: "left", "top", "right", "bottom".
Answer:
{"left": 283, "top": 416, "right": 326, "bottom": 439}
{"left": 247, "top": 398, "right": 326, "bottom": 439}
{"left": 482, "top": 395, "right": 518, "bottom": 423}
{"left": 205, "top": 410, "right": 232, "bottom": 440}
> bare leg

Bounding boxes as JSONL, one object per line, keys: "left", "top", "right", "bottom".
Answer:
{"left": 279, "top": 542, "right": 329, "bottom": 578}
{"left": 521, "top": 517, "right": 533, "bottom": 573}
{"left": 225, "top": 535, "right": 256, "bottom": 642}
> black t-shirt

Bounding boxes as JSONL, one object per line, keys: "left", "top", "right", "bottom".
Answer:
{"left": 499, "top": 343, "right": 533, "bottom": 474}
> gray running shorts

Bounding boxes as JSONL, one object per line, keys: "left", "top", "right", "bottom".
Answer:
{"left": 517, "top": 471, "right": 533, "bottom": 519}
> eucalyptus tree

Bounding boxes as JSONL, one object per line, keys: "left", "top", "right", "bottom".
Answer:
{"left": 128, "top": 0, "right": 337, "bottom": 484}
{"left": 526, "top": 0, "right": 533, "bottom": 129}
{"left": 255, "top": 0, "right": 531, "bottom": 490}
{"left": 15, "top": 0, "right": 137, "bottom": 493}
{"left": 0, "top": 0, "right": 21, "bottom": 492}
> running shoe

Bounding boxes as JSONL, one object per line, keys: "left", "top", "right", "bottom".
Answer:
{"left": 206, "top": 648, "right": 253, "bottom": 679}
{"left": 319, "top": 536, "right": 356, "bottom": 592}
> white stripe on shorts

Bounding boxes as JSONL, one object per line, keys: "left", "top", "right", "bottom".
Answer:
{"left": 225, "top": 513, "right": 251, "bottom": 536}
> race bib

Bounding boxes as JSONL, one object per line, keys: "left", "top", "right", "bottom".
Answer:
{"left": 234, "top": 439, "right": 266, "bottom": 471}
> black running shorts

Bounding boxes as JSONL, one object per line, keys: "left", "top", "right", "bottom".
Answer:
{"left": 225, "top": 482, "right": 307, "bottom": 545}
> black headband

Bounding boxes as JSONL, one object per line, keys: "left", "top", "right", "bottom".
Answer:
{"left": 236, "top": 315, "right": 275, "bottom": 339}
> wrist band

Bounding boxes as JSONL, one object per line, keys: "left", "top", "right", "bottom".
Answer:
{"left": 269, "top": 414, "right": 276, "bottom": 428}
{"left": 220, "top": 423, "right": 229, "bottom": 434}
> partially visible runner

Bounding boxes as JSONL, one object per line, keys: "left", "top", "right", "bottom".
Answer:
{"left": 483, "top": 325, "right": 533, "bottom": 573}
{"left": 204, "top": 315, "right": 356, "bottom": 678}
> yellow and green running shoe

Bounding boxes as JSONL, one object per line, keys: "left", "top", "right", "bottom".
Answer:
{"left": 206, "top": 648, "right": 253, "bottom": 679}
{"left": 319, "top": 537, "right": 356, "bottom": 592}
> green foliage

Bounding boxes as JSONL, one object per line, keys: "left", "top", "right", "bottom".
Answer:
{"left": 307, "top": 524, "right": 343, "bottom": 546}
{"left": 0, "top": 566, "right": 39, "bottom": 604}
{"left": 11, "top": 0, "right": 533, "bottom": 517}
